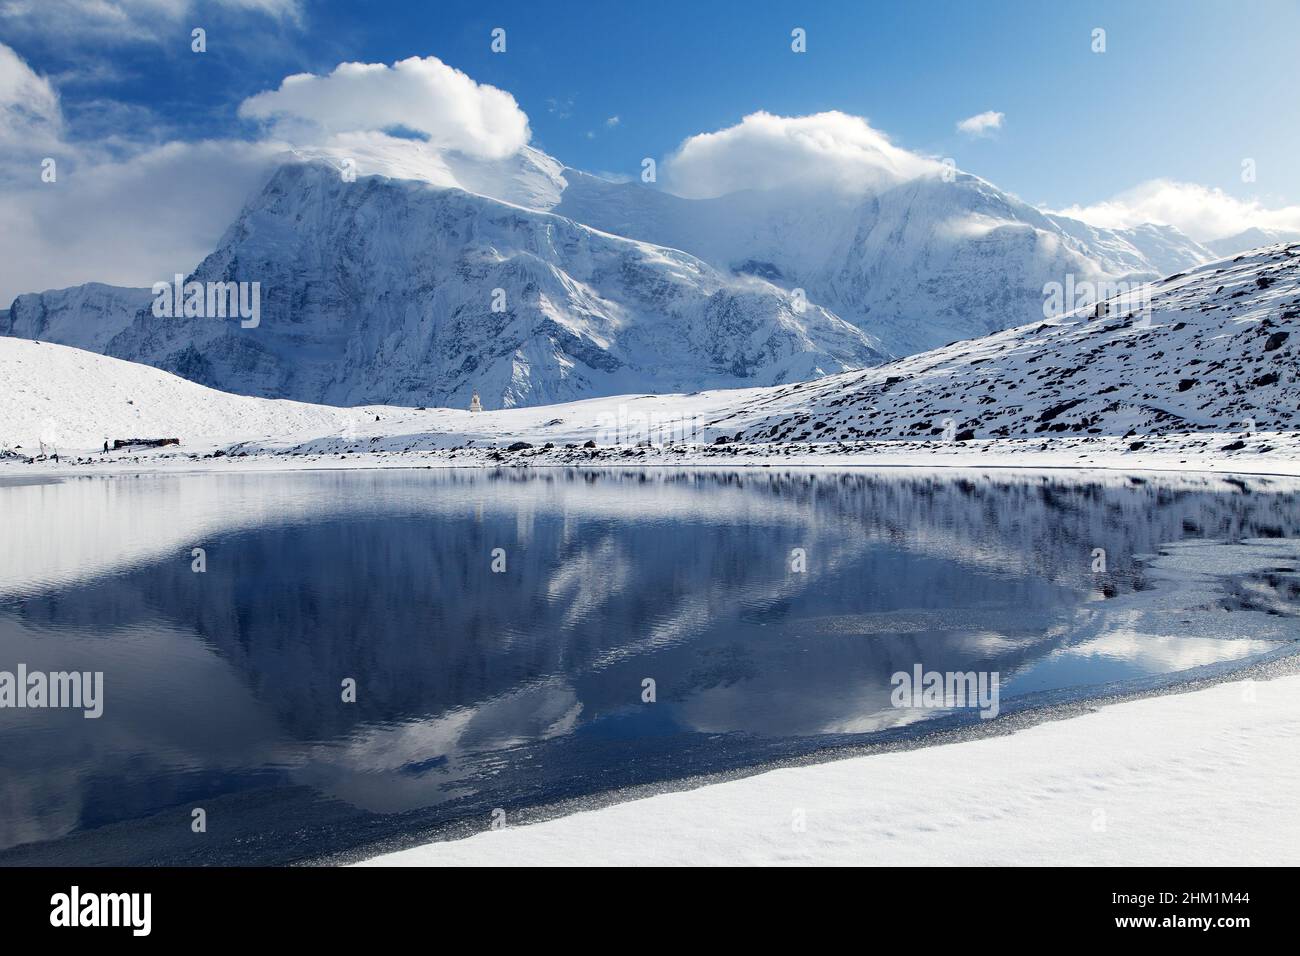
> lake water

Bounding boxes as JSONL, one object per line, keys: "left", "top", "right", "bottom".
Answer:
{"left": 1, "top": 468, "right": 1298, "bottom": 864}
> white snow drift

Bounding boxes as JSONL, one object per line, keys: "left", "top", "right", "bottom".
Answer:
{"left": 361, "top": 672, "right": 1300, "bottom": 866}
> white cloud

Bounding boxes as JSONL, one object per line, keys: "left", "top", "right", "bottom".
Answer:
{"left": 238, "top": 56, "right": 529, "bottom": 160}
{"left": 663, "top": 110, "right": 942, "bottom": 200}
{"left": 0, "top": 41, "right": 247, "bottom": 299}
{"left": 0, "top": 138, "right": 280, "bottom": 302}
{"left": 605, "top": 115, "right": 619, "bottom": 127}
{"left": 1051, "top": 179, "right": 1300, "bottom": 241}
{"left": 956, "top": 110, "right": 1003, "bottom": 137}
{"left": 0, "top": 46, "right": 538, "bottom": 302}
{"left": 0, "top": 0, "right": 301, "bottom": 43}
{"left": 0, "top": 41, "right": 63, "bottom": 150}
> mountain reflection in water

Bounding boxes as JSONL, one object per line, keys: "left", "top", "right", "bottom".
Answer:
{"left": 1, "top": 468, "right": 1298, "bottom": 864}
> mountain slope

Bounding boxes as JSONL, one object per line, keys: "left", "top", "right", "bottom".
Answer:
{"left": 1044, "top": 216, "right": 1214, "bottom": 277}
{"left": 700, "top": 244, "right": 1299, "bottom": 444}
{"left": 3, "top": 283, "right": 152, "bottom": 352}
{"left": 555, "top": 169, "right": 1213, "bottom": 356}
{"left": 0, "top": 336, "right": 359, "bottom": 452}
{"left": 3, "top": 246, "right": 1297, "bottom": 474}
{"left": 96, "top": 161, "right": 882, "bottom": 409}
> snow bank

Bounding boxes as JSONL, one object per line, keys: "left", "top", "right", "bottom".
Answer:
{"left": 0, "top": 336, "right": 364, "bottom": 452}
{"left": 360, "top": 673, "right": 1300, "bottom": 866}
{"left": 4, "top": 325, "right": 1300, "bottom": 478}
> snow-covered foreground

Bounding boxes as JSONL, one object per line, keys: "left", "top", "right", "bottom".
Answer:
{"left": 361, "top": 671, "right": 1300, "bottom": 866}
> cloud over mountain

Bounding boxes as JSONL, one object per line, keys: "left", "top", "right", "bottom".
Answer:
{"left": 1052, "top": 179, "right": 1300, "bottom": 243}
{"left": 0, "top": 41, "right": 281, "bottom": 301}
{"left": 662, "top": 110, "right": 943, "bottom": 199}
{"left": 238, "top": 55, "right": 530, "bottom": 160}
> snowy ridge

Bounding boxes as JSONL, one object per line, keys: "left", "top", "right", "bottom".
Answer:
{"left": 283, "top": 141, "right": 571, "bottom": 212}
{"left": 1045, "top": 215, "right": 1214, "bottom": 278}
{"left": 706, "top": 243, "right": 1300, "bottom": 445}
{"left": 556, "top": 169, "right": 1214, "bottom": 356}
{"left": 97, "top": 160, "right": 883, "bottom": 409}
{"left": 3, "top": 283, "right": 152, "bottom": 352}
{"left": 1206, "top": 227, "right": 1300, "bottom": 259}
{"left": 0, "top": 336, "right": 362, "bottom": 452}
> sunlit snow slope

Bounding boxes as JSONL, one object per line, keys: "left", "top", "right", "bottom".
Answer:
{"left": 704, "top": 244, "right": 1300, "bottom": 444}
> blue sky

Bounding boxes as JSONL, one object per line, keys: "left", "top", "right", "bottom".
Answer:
{"left": 2, "top": 0, "right": 1299, "bottom": 298}
{"left": 6, "top": 0, "right": 1298, "bottom": 207}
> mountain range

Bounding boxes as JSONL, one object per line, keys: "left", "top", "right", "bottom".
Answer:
{"left": 2, "top": 139, "right": 1275, "bottom": 410}
{"left": 3, "top": 241, "right": 1295, "bottom": 462}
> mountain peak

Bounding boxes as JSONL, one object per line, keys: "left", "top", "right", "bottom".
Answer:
{"left": 78, "top": 155, "right": 883, "bottom": 409}
{"left": 276, "top": 138, "right": 568, "bottom": 211}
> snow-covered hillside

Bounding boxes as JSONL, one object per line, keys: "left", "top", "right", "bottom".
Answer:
{"left": 96, "top": 160, "right": 882, "bottom": 409}
{"left": 706, "top": 243, "right": 1299, "bottom": 445}
{"left": 0, "top": 336, "right": 361, "bottom": 452}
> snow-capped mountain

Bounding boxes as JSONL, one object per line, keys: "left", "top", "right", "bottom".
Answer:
{"left": 1206, "top": 227, "right": 1300, "bottom": 259}
{"left": 96, "top": 159, "right": 882, "bottom": 409}
{"left": 0, "top": 139, "right": 1231, "bottom": 407}
{"left": 1043, "top": 216, "right": 1214, "bottom": 278}
{"left": 555, "top": 168, "right": 1213, "bottom": 356}
{"left": 4, "top": 245, "right": 1296, "bottom": 468}
{"left": 702, "top": 243, "right": 1300, "bottom": 443}
{"left": 287, "top": 140, "right": 572, "bottom": 212}
{"left": 3, "top": 283, "right": 152, "bottom": 352}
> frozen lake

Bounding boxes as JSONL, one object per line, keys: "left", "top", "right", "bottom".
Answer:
{"left": 1, "top": 468, "right": 1298, "bottom": 864}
